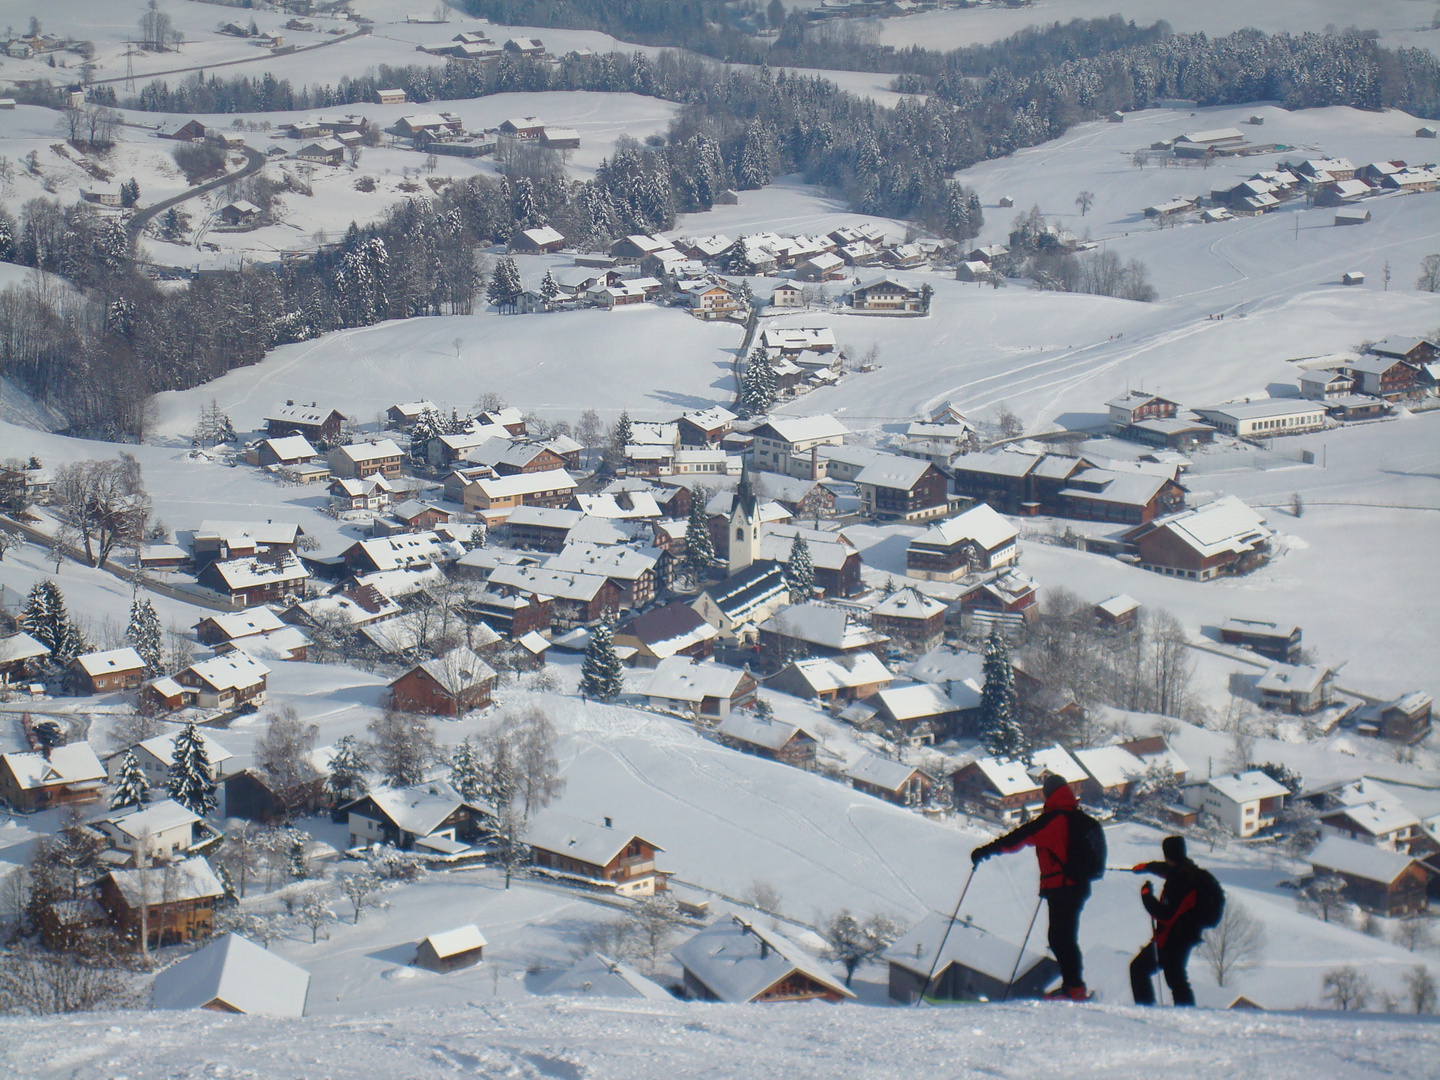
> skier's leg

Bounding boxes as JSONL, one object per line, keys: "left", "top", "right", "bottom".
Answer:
{"left": 1130, "top": 945, "right": 1158, "bottom": 1005}
{"left": 1161, "top": 939, "right": 1196, "bottom": 1007}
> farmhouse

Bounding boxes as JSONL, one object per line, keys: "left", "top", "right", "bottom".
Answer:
{"left": 1107, "top": 392, "right": 1179, "bottom": 429}
{"left": 766, "top": 653, "right": 892, "bottom": 705}
{"left": 716, "top": 712, "right": 819, "bottom": 768}
{"left": 866, "top": 588, "right": 947, "bottom": 653}
{"left": 197, "top": 555, "right": 309, "bottom": 607}
{"left": 265, "top": 403, "right": 345, "bottom": 443}
{"left": 388, "top": 646, "right": 497, "bottom": 716}
{"left": 1342, "top": 354, "right": 1423, "bottom": 400}
{"left": 542, "top": 953, "right": 672, "bottom": 1001}
{"left": 509, "top": 226, "right": 565, "bottom": 254}
{"left": 906, "top": 504, "right": 1019, "bottom": 581}
{"left": 757, "top": 524, "right": 862, "bottom": 598}
{"left": 1125, "top": 496, "right": 1272, "bottom": 581}
{"left": 1355, "top": 692, "right": 1433, "bottom": 744}
{"left": 527, "top": 810, "right": 666, "bottom": 895}
{"left": 327, "top": 439, "right": 404, "bottom": 479}
{"left": 1257, "top": 663, "right": 1331, "bottom": 714}
{"left": 254, "top": 435, "right": 318, "bottom": 468}
{"left": 846, "top": 277, "right": 924, "bottom": 312}
{"left": 176, "top": 653, "right": 270, "bottom": 711}
{"left": 856, "top": 457, "right": 952, "bottom": 521}
{"left": 0, "top": 743, "right": 105, "bottom": 813}
{"left": 1218, "top": 618, "right": 1301, "bottom": 662}
{"left": 343, "top": 780, "right": 491, "bottom": 854}
{"left": 1306, "top": 836, "right": 1429, "bottom": 916}
{"left": 124, "top": 731, "right": 233, "bottom": 790}
{"left": 67, "top": 648, "right": 147, "bottom": 695}
{"left": 1183, "top": 771, "right": 1287, "bottom": 837}
{"left": 94, "top": 799, "right": 207, "bottom": 866}
{"left": 615, "top": 602, "right": 718, "bottom": 666}
{"left": 758, "top": 602, "right": 888, "bottom": 661}
{"left": 950, "top": 757, "right": 1042, "bottom": 825}
{"left": 885, "top": 913, "right": 1058, "bottom": 1003}
{"left": 488, "top": 564, "right": 621, "bottom": 626}
{"left": 463, "top": 469, "right": 577, "bottom": 523}
{"left": 674, "top": 917, "right": 853, "bottom": 1003}
{"left": 99, "top": 858, "right": 224, "bottom": 949}
{"left": 846, "top": 754, "right": 934, "bottom": 806}
{"left": 641, "top": 657, "right": 756, "bottom": 721}
{"left": 748, "top": 415, "right": 850, "bottom": 472}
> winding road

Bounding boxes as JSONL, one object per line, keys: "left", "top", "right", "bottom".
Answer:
{"left": 85, "top": 28, "right": 368, "bottom": 87}
{"left": 126, "top": 144, "right": 268, "bottom": 251}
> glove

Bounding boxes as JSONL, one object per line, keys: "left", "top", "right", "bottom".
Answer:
{"left": 1140, "top": 881, "right": 1153, "bottom": 896}
{"left": 1132, "top": 863, "right": 1150, "bottom": 874}
{"left": 971, "top": 844, "right": 994, "bottom": 867}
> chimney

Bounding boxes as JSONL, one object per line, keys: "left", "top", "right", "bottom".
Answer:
{"left": 603, "top": 816, "right": 613, "bottom": 829}
{"left": 810, "top": 445, "right": 818, "bottom": 481}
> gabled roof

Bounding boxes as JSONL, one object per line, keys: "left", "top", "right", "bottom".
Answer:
{"left": 409, "top": 646, "right": 496, "bottom": 697}
{"left": 206, "top": 555, "right": 309, "bottom": 590}
{"left": 951, "top": 449, "right": 1042, "bottom": 479}
{"left": 884, "top": 911, "right": 1051, "bottom": 982}
{"left": 1308, "top": 835, "right": 1419, "bottom": 885}
{"left": 333, "top": 439, "right": 403, "bottom": 463}
{"left": 1, "top": 742, "right": 104, "bottom": 790}
{"left": 1027, "top": 745, "right": 1087, "bottom": 785}
{"left": 855, "top": 455, "right": 935, "bottom": 491}
{"left": 750, "top": 415, "right": 850, "bottom": 445}
{"left": 354, "top": 779, "right": 488, "bottom": 837}
{"left": 1096, "top": 594, "right": 1139, "bottom": 618}
{"left": 260, "top": 435, "right": 317, "bottom": 459}
{"left": 106, "top": 857, "right": 224, "bottom": 907}
{"left": 527, "top": 809, "right": 663, "bottom": 867}
{"left": 153, "top": 933, "right": 309, "bottom": 1016}
{"left": 621, "top": 602, "right": 718, "bottom": 656}
{"left": 965, "top": 756, "right": 1041, "bottom": 797}
{"left": 643, "top": 657, "right": 750, "bottom": 704}
{"left": 1074, "top": 746, "right": 1146, "bottom": 789}
{"left": 1321, "top": 799, "right": 1420, "bottom": 836}
{"left": 699, "top": 561, "right": 788, "bottom": 620}
{"left": 911, "top": 504, "right": 1018, "bottom": 551}
{"left": 1257, "top": 663, "right": 1328, "bottom": 695}
{"left": 136, "top": 730, "right": 233, "bottom": 768}
{"left": 184, "top": 652, "right": 271, "bottom": 693}
{"left": 874, "top": 682, "right": 959, "bottom": 722}
{"left": 717, "top": 712, "right": 816, "bottom": 751}
{"left": 198, "top": 607, "right": 287, "bottom": 640}
{"left": 760, "top": 603, "right": 888, "bottom": 651}
{"left": 264, "top": 404, "right": 343, "bottom": 426}
{"left": 72, "top": 647, "right": 145, "bottom": 677}
{"left": 97, "top": 798, "right": 201, "bottom": 840}
{"left": 846, "top": 753, "right": 930, "bottom": 792}
{"left": 673, "top": 917, "right": 853, "bottom": 1003}
{"left": 546, "top": 541, "right": 660, "bottom": 583}
{"left": 422, "top": 924, "right": 488, "bottom": 958}
{"left": 780, "top": 653, "right": 892, "bottom": 694}
{"left": 542, "top": 952, "right": 673, "bottom": 1001}
{"left": 869, "top": 587, "right": 946, "bottom": 621}
{"left": 1136, "top": 496, "right": 1271, "bottom": 558}
{"left": 1207, "top": 770, "right": 1289, "bottom": 803}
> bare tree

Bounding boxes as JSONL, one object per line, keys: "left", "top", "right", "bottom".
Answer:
{"left": 214, "top": 822, "right": 262, "bottom": 899}
{"left": 512, "top": 705, "right": 565, "bottom": 816}
{"left": 995, "top": 404, "right": 1023, "bottom": 440}
{"left": 627, "top": 894, "right": 683, "bottom": 973}
{"left": 823, "top": 910, "right": 904, "bottom": 987}
{"left": 0, "top": 946, "right": 136, "bottom": 1014}
{"left": 1394, "top": 916, "right": 1434, "bottom": 953}
{"left": 366, "top": 709, "right": 437, "bottom": 787}
{"left": 339, "top": 866, "right": 386, "bottom": 924}
{"left": 1198, "top": 901, "right": 1266, "bottom": 987}
{"left": 1075, "top": 190, "right": 1095, "bottom": 217}
{"left": 297, "top": 887, "right": 336, "bottom": 944}
{"left": 254, "top": 705, "right": 320, "bottom": 818}
{"left": 1405, "top": 965, "right": 1437, "bottom": 1014}
{"left": 1322, "top": 965, "right": 1372, "bottom": 1011}
{"left": 1300, "top": 874, "right": 1349, "bottom": 923}
{"left": 53, "top": 456, "right": 151, "bottom": 568}
{"left": 1417, "top": 253, "right": 1440, "bottom": 292}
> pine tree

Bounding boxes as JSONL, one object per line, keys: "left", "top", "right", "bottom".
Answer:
{"left": 978, "top": 627, "right": 1024, "bottom": 759}
{"left": 326, "top": 734, "right": 367, "bottom": 810}
{"left": 167, "top": 721, "right": 218, "bottom": 815}
{"left": 288, "top": 836, "right": 310, "bottom": 880}
{"left": 109, "top": 749, "right": 150, "bottom": 811}
{"left": 786, "top": 534, "right": 814, "bottom": 603}
{"left": 449, "top": 738, "right": 486, "bottom": 803}
{"left": 540, "top": 269, "right": 560, "bottom": 304}
{"left": 487, "top": 256, "right": 522, "bottom": 305}
{"left": 21, "top": 580, "right": 85, "bottom": 666}
{"left": 612, "top": 410, "right": 632, "bottom": 453}
{"left": 126, "top": 598, "right": 163, "bottom": 676}
{"left": 684, "top": 496, "right": 715, "bottom": 580}
{"left": 740, "top": 351, "right": 777, "bottom": 417}
{"left": 579, "top": 618, "right": 625, "bottom": 702}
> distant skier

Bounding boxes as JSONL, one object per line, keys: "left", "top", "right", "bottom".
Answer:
{"left": 971, "top": 774, "right": 1101, "bottom": 1001}
{"left": 1128, "top": 836, "right": 1223, "bottom": 1007}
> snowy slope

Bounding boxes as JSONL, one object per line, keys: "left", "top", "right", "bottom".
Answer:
{"left": 3, "top": 996, "right": 1439, "bottom": 1079}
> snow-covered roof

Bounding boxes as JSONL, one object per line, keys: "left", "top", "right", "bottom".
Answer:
{"left": 884, "top": 911, "right": 1050, "bottom": 983}
{"left": 1074, "top": 746, "right": 1146, "bottom": 789}
{"left": 753, "top": 415, "right": 850, "bottom": 446}
{"left": 1178, "top": 127, "right": 1244, "bottom": 144}
{"left": 153, "top": 933, "right": 309, "bottom": 1017}
{"left": 673, "top": 917, "right": 852, "bottom": 1003}
{"left": 1308, "top": 835, "right": 1418, "bottom": 884}
{"left": 489, "top": 564, "right": 612, "bottom": 602}
{"left": 874, "top": 683, "right": 961, "bottom": 722}
{"left": 262, "top": 405, "right": 341, "bottom": 427}
{"left": 907, "top": 647, "right": 984, "bottom": 687}
{"left": 846, "top": 753, "right": 928, "bottom": 792}
{"left": 507, "top": 506, "right": 584, "bottom": 531}
{"left": 1323, "top": 797, "right": 1420, "bottom": 836}
{"left": 1194, "top": 400, "right": 1325, "bottom": 423}
{"left": 868, "top": 587, "right": 946, "bottom": 621}
{"left": 73, "top": 647, "right": 145, "bottom": 677}
{"left": 137, "top": 730, "right": 233, "bottom": 768}
{"left": 547, "top": 541, "right": 660, "bottom": 582}
{"left": 572, "top": 491, "right": 662, "bottom": 519}
{"left": 261, "top": 435, "right": 317, "bottom": 459}
{"left": 969, "top": 757, "right": 1041, "bottom": 797}
{"left": 760, "top": 603, "right": 888, "bottom": 651}
{"left": 681, "top": 405, "right": 737, "bottom": 431}
{"left": 1143, "top": 496, "right": 1271, "bottom": 558}
{"left": 184, "top": 652, "right": 271, "bottom": 693}
{"left": 0, "top": 631, "right": 49, "bottom": 664}
{"left": 98, "top": 798, "right": 201, "bottom": 839}
{"left": 1027, "top": 746, "right": 1088, "bottom": 785}
{"left": 349, "top": 532, "right": 467, "bottom": 572}
{"left": 472, "top": 469, "right": 577, "bottom": 500}
{"left": 1207, "top": 771, "right": 1289, "bottom": 804}
{"left": 1, "top": 742, "right": 105, "bottom": 790}
{"left": 106, "top": 857, "right": 224, "bottom": 907}
{"left": 542, "top": 952, "right": 673, "bottom": 1001}
{"left": 358, "top": 780, "right": 485, "bottom": 837}
{"left": 855, "top": 455, "right": 934, "bottom": 491}
{"left": 717, "top": 712, "right": 817, "bottom": 751}
{"left": 757, "top": 524, "right": 854, "bottom": 573}
{"left": 206, "top": 555, "right": 309, "bottom": 590}
{"left": 952, "top": 449, "right": 1042, "bottom": 479}
{"left": 332, "top": 439, "right": 402, "bottom": 464}
{"left": 199, "top": 607, "right": 287, "bottom": 640}
{"left": 760, "top": 328, "right": 837, "bottom": 352}
{"left": 644, "top": 658, "right": 748, "bottom": 703}
{"left": 621, "top": 602, "right": 718, "bottom": 655}
{"left": 783, "top": 653, "right": 892, "bottom": 695}
{"left": 422, "top": 924, "right": 488, "bottom": 958}
{"left": 1257, "top": 663, "right": 1328, "bottom": 695}
{"left": 412, "top": 646, "right": 496, "bottom": 697}
{"left": 526, "top": 810, "right": 662, "bottom": 867}
{"left": 1096, "top": 594, "right": 1140, "bottom": 618}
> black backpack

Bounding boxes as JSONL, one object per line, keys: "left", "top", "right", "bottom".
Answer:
{"left": 1191, "top": 868, "right": 1226, "bottom": 929}
{"left": 1064, "top": 810, "right": 1107, "bottom": 883}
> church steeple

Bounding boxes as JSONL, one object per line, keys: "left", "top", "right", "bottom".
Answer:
{"left": 728, "top": 458, "right": 762, "bottom": 576}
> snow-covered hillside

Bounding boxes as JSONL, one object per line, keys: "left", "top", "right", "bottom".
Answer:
{"left": 2, "top": 996, "right": 1438, "bottom": 1079}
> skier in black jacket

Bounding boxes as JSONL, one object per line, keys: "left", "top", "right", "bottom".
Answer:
{"left": 1129, "top": 835, "right": 1203, "bottom": 1006}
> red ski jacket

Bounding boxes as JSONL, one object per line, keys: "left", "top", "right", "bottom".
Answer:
{"left": 993, "top": 785, "right": 1080, "bottom": 893}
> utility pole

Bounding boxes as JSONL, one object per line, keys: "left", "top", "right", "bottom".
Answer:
{"left": 1383, "top": 260, "right": 1391, "bottom": 291}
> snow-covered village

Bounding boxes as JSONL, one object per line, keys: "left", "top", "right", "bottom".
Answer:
{"left": 0, "top": 0, "right": 1437, "bottom": 1076}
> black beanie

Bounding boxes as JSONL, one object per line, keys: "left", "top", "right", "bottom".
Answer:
{"left": 1162, "top": 835, "right": 1187, "bottom": 861}
{"left": 1042, "top": 773, "right": 1068, "bottom": 797}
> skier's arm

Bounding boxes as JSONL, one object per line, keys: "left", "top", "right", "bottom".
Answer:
{"left": 971, "top": 811, "right": 1053, "bottom": 865}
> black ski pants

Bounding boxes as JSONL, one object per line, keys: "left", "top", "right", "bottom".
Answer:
{"left": 1044, "top": 884, "right": 1089, "bottom": 989}
{"left": 1130, "top": 933, "right": 1199, "bottom": 1006}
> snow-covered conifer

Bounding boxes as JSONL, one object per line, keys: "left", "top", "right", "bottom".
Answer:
{"left": 109, "top": 749, "right": 150, "bottom": 811}
{"left": 579, "top": 618, "right": 625, "bottom": 702}
{"left": 449, "top": 738, "right": 486, "bottom": 803}
{"left": 167, "top": 721, "right": 217, "bottom": 815}
{"left": 684, "top": 497, "right": 715, "bottom": 579}
{"left": 326, "top": 734, "right": 368, "bottom": 810}
{"left": 126, "top": 597, "right": 164, "bottom": 676}
{"left": 978, "top": 627, "right": 1024, "bottom": 759}
{"left": 786, "top": 534, "right": 814, "bottom": 603}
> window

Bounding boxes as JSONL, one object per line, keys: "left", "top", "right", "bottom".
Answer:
{"left": 736, "top": 528, "right": 744, "bottom": 541}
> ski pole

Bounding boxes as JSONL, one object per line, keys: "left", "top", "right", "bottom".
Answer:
{"left": 915, "top": 862, "right": 976, "bottom": 1006}
{"left": 1001, "top": 894, "right": 1044, "bottom": 1002}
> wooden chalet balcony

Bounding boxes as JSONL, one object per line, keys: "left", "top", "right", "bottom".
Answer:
{"left": 616, "top": 856, "right": 655, "bottom": 880}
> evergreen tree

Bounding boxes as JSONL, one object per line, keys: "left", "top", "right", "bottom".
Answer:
{"left": 21, "top": 579, "right": 85, "bottom": 666}
{"left": 449, "top": 738, "right": 486, "bottom": 803}
{"left": 786, "top": 534, "right": 814, "bottom": 603}
{"left": 125, "top": 597, "right": 164, "bottom": 676}
{"left": 326, "top": 734, "right": 367, "bottom": 810}
{"left": 579, "top": 618, "right": 625, "bottom": 702}
{"left": 109, "top": 749, "right": 150, "bottom": 811}
{"left": 978, "top": 627, "right": 1024, "bottom": 759}
{"left": 167, "top": 721, "right": 218, "bottom": 815}
{"left": 288, "top": 835, "right": 310, "bottom": 880}
{"left": 684, "top": 497, "right": 715, "bottom": 580}
{"left": 540, "top": 269, "right": 560, "bottom": 305}
{"left": 612, "top": 410, "right": 633, "bottom": 453}
{"left": 739, "top": 120, "right": 773, "bottom": 189}
{"left": 740, "top": 350, "right": 777, "bottom": 417}
{"left": 486, "top": 256, "right": 522, "bottom": 305}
